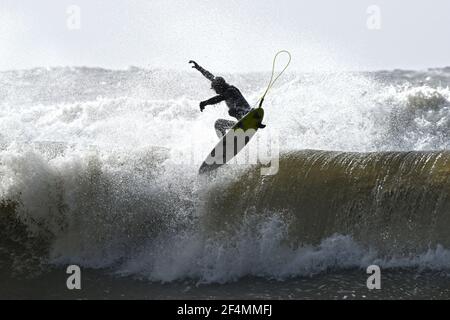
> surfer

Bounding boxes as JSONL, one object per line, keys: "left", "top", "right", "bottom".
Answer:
{"left": 189, "top": 60, "right": 258, "bottom": 137}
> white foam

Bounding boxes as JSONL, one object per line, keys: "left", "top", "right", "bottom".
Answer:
{"left": 1, "top": 68, "right": 450, "bottom": 282}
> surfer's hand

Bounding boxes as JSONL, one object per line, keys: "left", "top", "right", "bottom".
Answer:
{"left": 199, "top": 101, "right": 206, "bottom": 112}
{"left": 189, "top": 60, "right": 199, "bottom": 69}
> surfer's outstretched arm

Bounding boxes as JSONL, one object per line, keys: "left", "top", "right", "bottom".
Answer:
{"left": 189, "top": 60, "right": 215, "bottom": 81}
{"left": 203, "top": 95, "right": 225, "bottom": 105}
{"left": 199, "top": 94, "right": 225, "bottom": 112}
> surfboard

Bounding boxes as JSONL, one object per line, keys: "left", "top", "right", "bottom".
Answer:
{"left": 199, "top": 108, "right": 265, "bottom": 174}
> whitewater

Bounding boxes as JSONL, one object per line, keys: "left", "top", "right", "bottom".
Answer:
{"left": 1, "top": 66, "right": 450, "bottom": 291}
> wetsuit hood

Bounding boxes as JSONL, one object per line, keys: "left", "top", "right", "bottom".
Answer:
{"left": 211, "top": 77, "right": 229, "bottom": 94}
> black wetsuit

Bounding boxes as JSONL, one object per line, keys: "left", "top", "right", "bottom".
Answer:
{"left": 194, "top": 64, "right": 251, "bottom": 137}
{"left": 201, "top": 86, "right": 251, "bottom": 120}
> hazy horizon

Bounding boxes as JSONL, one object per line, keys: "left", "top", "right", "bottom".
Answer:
{"left": 1, "top": 64, "right": 449, "bottom": 74}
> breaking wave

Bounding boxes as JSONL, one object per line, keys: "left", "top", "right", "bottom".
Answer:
{"left": 1, "top": 67, "right": 450, "bottom": 282}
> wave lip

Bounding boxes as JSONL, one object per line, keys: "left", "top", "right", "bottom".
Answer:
{"left": 204, "top": 150, "right": 450, "bottom": 255}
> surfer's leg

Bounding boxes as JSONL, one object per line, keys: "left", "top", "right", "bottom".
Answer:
{"left": 214, "top": 119, "right": 236, "bottom": 138}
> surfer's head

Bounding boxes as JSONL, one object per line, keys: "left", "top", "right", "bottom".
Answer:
{"left": 211, "top": 77, "right": 228, "bottom": 94}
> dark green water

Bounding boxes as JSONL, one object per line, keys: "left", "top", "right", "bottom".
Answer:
{"left": 2, "top": 266, "right": 450, "bottom": 300}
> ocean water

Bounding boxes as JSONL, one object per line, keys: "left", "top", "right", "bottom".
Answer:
{"left": 1, "top": 66, "right": 450, "bottom": 299}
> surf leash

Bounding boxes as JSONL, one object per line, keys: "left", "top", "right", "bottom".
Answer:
{"left": 257, "top": 50, "right": 292, "bottom": 108}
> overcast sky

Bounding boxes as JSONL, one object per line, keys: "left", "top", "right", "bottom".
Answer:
{"left": 0, "top": 0, "right": 449, "bottom": 72}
